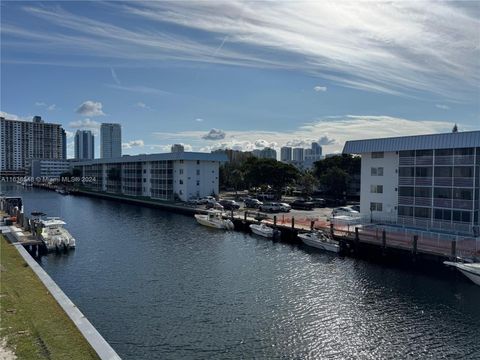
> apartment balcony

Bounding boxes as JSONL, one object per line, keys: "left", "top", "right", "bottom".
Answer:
{"left": 399, "top": 177, "right": 414, "bottom": 185}
{"left": 433, "top": 198, "right": 452, "bottom": 208}
{"left": 415, "top": 177, "right": 432, "bottom": 186}
{"left": 434, "top": 177, "right": 452, "bottom": 187}
{"left": 453, "top": 177, "right": 474, "bottom": 187}
{"left": 399, "top": 157, "right": 415, "bottom": 166}
{"left": 398, "top": 196, "right": 414, "bottom": 205}
{"left": 415, "top": 156, "right": 433, "bottom": 165}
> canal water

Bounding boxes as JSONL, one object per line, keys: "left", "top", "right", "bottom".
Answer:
{"left": 2, "top": 183, "right": 480, "bottom": 359}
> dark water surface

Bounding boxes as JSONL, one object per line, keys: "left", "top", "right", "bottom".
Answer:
{"left": 2, "top": 184, "right": 480, "bottom": 359}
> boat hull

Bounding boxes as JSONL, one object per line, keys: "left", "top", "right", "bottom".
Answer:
{"left": 444, "top": 262, "right": 480, "bottom": 286}
{"left": 195, "top": 214, "right": 234, "bottom": 230}
{"left": 299, "top": 234, "right": 340, "bottom": 253}
{"left": 250, "top": 225, "right": 274, "bottom": 238}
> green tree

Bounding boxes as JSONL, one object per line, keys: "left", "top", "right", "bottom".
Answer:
{"left": 319, "top": 167, "right": 350, "bottom": 199}
{"left": 297, "top": 172, "right": 318, "bottom": 196}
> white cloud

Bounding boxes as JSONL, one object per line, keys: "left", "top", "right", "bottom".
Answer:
{"left": 313, "top": 86, "right": 327, "bottom": 92}
{"left": 35, "top": 102, "right": 46, "bottom": 106}
{"left": 122, "top": 140, "right": 145, "bottom": 149}
{"left": 202, "top": 128, "right": 226, "bottom": 140}
{"left": 47, "top": 104, "right": 56, "bottom": 111}
{"left": 75, "top": 100, "right": 105, "bottom": 116}
{"left": 111, "top": 68, "right": 121, "bottom": 85}
{"left": 4, "top": 2, "right": 478, "bottom": 100}
{"left": 69, "top": 118, "right": 101, "bottom": 130}
{"left": 135, "top": 102, "right": 152, "bottom": 110}
{"left": 195, "top": 118, "right": 204, "bottom": 122}
{"left": 436, "top": 104, "right": 450, "bottom": 110}
{"left": 35, "top": 102, "right": 56, "bottom": 111}
{"left": 153, "top": 115, "right": 459, "bottom": 153}
{"left": 254, "top": 139, "right": 277, "bottom": 149}
{"left": 0, "top": 111, "right": 31, "bottom": 121}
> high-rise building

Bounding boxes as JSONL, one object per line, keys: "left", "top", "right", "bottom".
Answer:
{"left": 280, "top": 146, "right": 292, "bottom": 162}
{"left": 100, "top": 123, "right": 122, "bottom": 159}
{"left": 74, "top": 130, "right": 95, "bottom": 160}
{"left": 171, "top": 144, "right": 185, "bottom": 153}
{"left": 292, "top": 148, "right": 304, "bottom": 162}
{"left": 0, "top": 116, "right": 65, "bottom": 176}
{"left": 311, "top": 142, "right": 322, "bottom": 156}
{"left": 252, "top": 147, "right": 277, "bottom": 160}
{"left": 61, "top": 128, "right": 67, "bottom": 159}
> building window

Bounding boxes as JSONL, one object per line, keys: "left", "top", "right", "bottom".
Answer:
{"left": 179, "top": 169, "right": 184, "bottom": 175}
{"left": 416, "top": 150, "right": 433, "bottom": 157}
{"left": 196, "top": 169, "right": 200, "bottom": 176}
{"left": 398, "top": 206, "right": 414, "bottom": 217}
{"left": 399, "top": 167, "right": 414, "bottom": 177}
{"left": 179, "top": 179, "right": 183, "bottom": 185}
{"left": 454, "top": 166, "right": 473, "bottom": 178}
{"left": 434, "top": 208, "right": 451, "bottom": 221}
{"left": 196, "top": 180, "right": 200, "bottom": 186}
{"left": 370, "top": 185, "right": 383, "bottom": 193}
{"left": 414, "top": 207, "right": 431, "bottom": 218}
{"left": 371, "top": 152, "right": 384, "bottom": 158}
{"left": 399, "top": 187, "right": 414, "bottom": 197}
{"left": 197, "top": 160, "right": 200, "bottom": 164}
{"left": 453, "top": 211, "right": 471, "bottom": 223}
{"left": 371, "top": 167, "right": 384, "bottom": 176}
{"left": 434, "top": 166, "right": 452, "bottom": 177}
{"left": 436, "top": 149, "right": 453, "bottom": 156}
{"left": 453, "top": 188, "right": 472, "bottom": 200}
{"left": 399, "top": 150, "right": 415, "bottom": 157}
{"left": 415, "top": 187, "right": 431, "bottom": 198}
{"left": 415, "top": 167, "right": 432, "bottom": 177}
{"left": 434, "top": 188, "right": 451, "bottom": 199}
{"left": 370, "top": 202, "right": 383, "bottom": 211}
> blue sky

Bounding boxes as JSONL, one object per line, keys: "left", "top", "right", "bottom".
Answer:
{"left": 1, "top": 1, "right": 479, "bottom": 158}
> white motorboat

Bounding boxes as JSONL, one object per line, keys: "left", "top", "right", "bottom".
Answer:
{"left": 194, "top": 210, "right": 234, "bottom": 230}
{"left": 39, "top": 217, "right": 76, "bottom": 251}
{"left": 444, "top": 261, "right": 480, "bottom": 286}
{"left": 298, "top": 230, "right": 340, "bottom": 253}
{"left": 249, "top": 223, "right": 279, "bottom": 239}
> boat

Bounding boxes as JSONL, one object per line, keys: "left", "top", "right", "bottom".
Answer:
{"left": 298, "top": 230, "right": 340, "bottom": 253}
{"left": 194, "top": 210, "right": 234, "bottom": 230}
{"left": 249, "top": 223, "right": 279, "bottom": 239}
{"left": 56, "top": 188, "right": 69, "bottom": 195}
{"left": 39, "top": 217, "right": 76, "bottom": 251}
{"left": 444, "top": 261, "right": 480, "bottom": 286}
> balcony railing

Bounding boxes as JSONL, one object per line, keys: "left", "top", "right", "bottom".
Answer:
{"left": 453, "top": 177, "right": 474, "bottom": 187}
{"left": 415, "top": 177, "right": 432, "bottom": 186}
{"left": 399, "top": 177, "right": 414, "bottom": 185}
{"left": 399, "top": 157, "right": 415, "bottom": 165}
{"left": 414, "top": 197, "right": 432, "bottom": 206}
{"left": 452, "top": 199, "right": 473, "bottom": 210}
{"left": 433, "top": 198, "right": 452, "bottom": 208}
{"left": 434, "top": 177, "right": 452, "bottom": 187}
{"left": 416, "top": 156, "right": 433, "bottom": 165}
{"left": 434, "top": 156, "right": 453, "bottom": 165}
{"left": 453, "top": 155, "right": 475, "bottom": 165}
{"left": 398, "top": 196, "right": 414, "bottom": 205}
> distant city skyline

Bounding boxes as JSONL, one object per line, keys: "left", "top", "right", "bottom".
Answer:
{"left": 1, "top": 1, "right": 478, "bottom": 158}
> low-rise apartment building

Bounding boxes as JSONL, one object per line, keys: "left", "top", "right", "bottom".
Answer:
{"left": 343, "top": 131, "right": 480, "bottom": 235}
{"left": 74, "top": 152, "right": 227, "bottom": 202}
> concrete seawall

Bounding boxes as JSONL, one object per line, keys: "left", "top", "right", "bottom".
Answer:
{"left": 2, "top": 228, "right": 121, "bottom": 360}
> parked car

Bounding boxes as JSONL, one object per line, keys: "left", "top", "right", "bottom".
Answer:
{"left": 312, "top": 198, "right": 326, "bottom": 208}
{"left": 278, "top": 203, "right": 291, "bottom": 212}
{"left": 350, "top": 205, "right": 360, "bottom": 212}
{"left": 331, "top": 207, "right": 360, "bottom": 217}
{"left": 197, "top": 196, "right": 216, "bottom": 205}
{"left": 206, "top": 201, "right": 224, "bottom": 210}
{"left": 187, "top": 197, "right": 202, "bottom": 205}
{"left": 289, "top": 199, "right": 315, "bottom": 210}
{"left": 244, "top": 198, "right": 263, "bottom": 208}
{"left": 219, "top": 199, "right": 240, "bottom": 210}
{"left": 259, "top": 202, "right": 283, "bottom": 213}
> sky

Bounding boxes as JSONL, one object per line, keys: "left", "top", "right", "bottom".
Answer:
{"left": 1, "top": 1, "right": 479, "bottom": 159}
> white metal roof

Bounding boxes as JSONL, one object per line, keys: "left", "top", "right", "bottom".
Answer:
{"left": 343, "top": 130, "right": 480, "bottom": 154}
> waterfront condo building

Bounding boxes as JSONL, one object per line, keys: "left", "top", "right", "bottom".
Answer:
{"left": 75, "top": 152, "right": 227, "bottom": 202}
{"left": 252, "top": 147, "right": 277, "bottom": 160}
{"left": 343, "top": 131, "right": 480, "bottom": 235}
{"left": 74, "top": 130, "right": 95, "bottom": 160}
{"left": 0, "top": 116, "right": 65, "bottom": 176}
{"left": 100, "top": 123, "right": 122, "bottom": 159}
